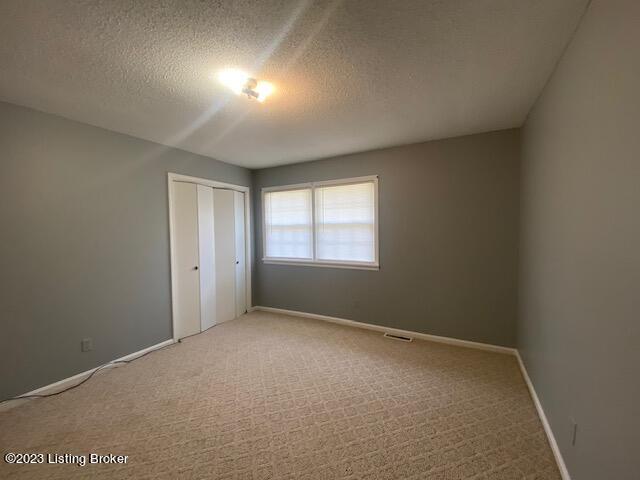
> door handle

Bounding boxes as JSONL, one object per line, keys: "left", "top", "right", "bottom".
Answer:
{"left": 194, "top": 266, "right": 199, "bottom": 270}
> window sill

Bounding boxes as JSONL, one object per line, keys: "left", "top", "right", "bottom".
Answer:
{"left": 262, "top": 258, "right": 379, "bottom": 271}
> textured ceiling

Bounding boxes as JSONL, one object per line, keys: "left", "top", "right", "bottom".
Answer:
{"left": 0, "top": 0, "right": 588, "bottom": 168}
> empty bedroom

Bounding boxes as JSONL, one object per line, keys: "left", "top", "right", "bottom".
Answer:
{"left": 0, "top": 1, "right": 638, "bottom": 479}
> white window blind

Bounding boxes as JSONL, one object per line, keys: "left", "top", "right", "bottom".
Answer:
{"left": 262, "top": 176, "right": 378, "bottom": 269}
{"left": 315, "top": 182, "right": 376, "bottom": 263}
{"left": 263, "top": 188, "right": 313, "bottom": 259}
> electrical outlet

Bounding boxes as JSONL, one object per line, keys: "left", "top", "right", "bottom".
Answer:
{"left": 570, "top": 418, "right": 578, "bottom": 446}
{"left": 81, "top": 338, "right": 93, "bottom": 352}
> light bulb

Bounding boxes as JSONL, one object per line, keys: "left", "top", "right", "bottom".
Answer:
{"left": 255, "top": 81, "right": 274, "bottom": 103}
{"left": 216, "top": 69, "right": 274, "bottom": 102}
{"left": 217, "top": 69, "right": 249, "bottom": 95}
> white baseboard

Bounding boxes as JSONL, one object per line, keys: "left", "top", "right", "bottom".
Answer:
{"left": 253, "top": 306, "right": 568, "bottom": 478}
{"left": 1, "top": 311, "right": 569, "bottom": 479}
{"left": 516, "top": 351, "right": 571, "bottom": 480}
{"left": 0, "top": 338, "right": 175, "bottom": 412}
{"left": 253, "top": 306, "right": 516, "bottom": 355}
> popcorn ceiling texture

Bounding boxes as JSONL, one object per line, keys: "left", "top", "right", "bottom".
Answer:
{"left": 0, "top": 0, "right": 587, "bottom": 168}
{"left": 0, "top": 312, "right": 560, "bottom": 479}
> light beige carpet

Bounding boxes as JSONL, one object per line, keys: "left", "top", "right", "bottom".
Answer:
{"left": 0, "top": 311, "right": 560, "bottom": 479}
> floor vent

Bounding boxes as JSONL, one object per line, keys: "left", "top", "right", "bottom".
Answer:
{"left": 383, "top": 333, "right": 413, "bottom": 342}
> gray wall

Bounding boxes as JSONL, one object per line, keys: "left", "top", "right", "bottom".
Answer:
{"left": 253, "top": 129, "right": 521, "bottom": 347}
{"left": 518, "top": 1, "right": 640, "bottom": 478}
{"left": 0, "top": 102, "right": 251, "bottom": 401}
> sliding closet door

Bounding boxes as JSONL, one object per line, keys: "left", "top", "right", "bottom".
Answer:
{"left": 234, "top": 191, "right": 247, "bottom": 316}
{"left": 213, "top": 189, "right": 237, "bottom": 323}
{"left": 197, "top": 185, "right": 216, "bottom": 331}
{"left": 172, "top": 182, "right": 201, "bottom": 340}
{"left": 172, "top": 179, "right": 248, "bottom": 339}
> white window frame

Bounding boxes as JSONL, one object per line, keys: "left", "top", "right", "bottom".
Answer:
{"left": 262, "top": 175, "right": 379, "bottom": 270}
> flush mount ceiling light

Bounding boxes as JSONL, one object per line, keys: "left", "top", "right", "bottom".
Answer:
{"left": 217, "top": 69, "right": 274, "bottom": 103}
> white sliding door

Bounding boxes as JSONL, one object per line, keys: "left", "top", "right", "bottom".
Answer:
{"left": 234, "top": 191, "right": 247, "bottom": 316}
{"left": 197, "top": 185, "right": 216, "bottom": 331}
{"left": 172, "top": 182, "right": 201, "bottom": 340}
{"left": 213, "top": 189, "right": 237, "bottom": 323}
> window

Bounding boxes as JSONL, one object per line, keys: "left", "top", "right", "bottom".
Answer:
{"left": 262, "top": 176, "right": 378, "bottom": 269}
{"left": 263, "top": 188, "right": 313, "bottom": 259}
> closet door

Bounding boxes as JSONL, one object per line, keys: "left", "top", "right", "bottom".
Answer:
{"left": 172, "top": 182, "right": 201, "bottom": 339}
{"left": 197, "top": 185, "right": 216, "bottom": 331}
{"left": 234, "top": 191, "right": 247, "bottom": 316}
{"left": 213, "top": 189, "right": 237, "bottom": 323}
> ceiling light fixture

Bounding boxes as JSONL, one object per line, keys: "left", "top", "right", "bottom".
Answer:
{"left": 217, "top": 69, "right": 274, "bottom": 103}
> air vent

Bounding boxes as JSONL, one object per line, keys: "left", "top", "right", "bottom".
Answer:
{"left": 383, "top": 333, "right": 413, "bottom": 342}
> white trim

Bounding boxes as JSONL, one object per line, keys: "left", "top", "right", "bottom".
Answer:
{"left": 260, "top": 175, "right": 379, "bottom": 193}
{"left": 168, "top": 173, "right": 252, "bottom": 342}
{"left": 313, "top": 175, "right": 379, "bottom": 187}
{"left": 111, "top": 339, "right": 175, "bottom": 362}
{"left": 261, "top": 175, "right": 379, "bottom": 270}
{"left": 311, "top": 179, "right": 317, "bottom": 262}
{"left": 263, "top": 259, "right": 379, "bottom": 271}
{"left": 516, "top": 351, "right": 571, "bottom": 480}
{"left": 253, "top": 306, "right": 516, "bottom": 355}
{"left": 168, "top": 173, "right": 251, "bottom": 192}
{"left": 261, "top": 187, "right": 315, "bottom": 265}
{"left": 373, "top": 174, "right": 379, "bottom": 266}
{"left": 261, "top": 182, "right": 313, "bottom": 193}
{"left": 0, "top": 339, "right": 175, "bottom": 412}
